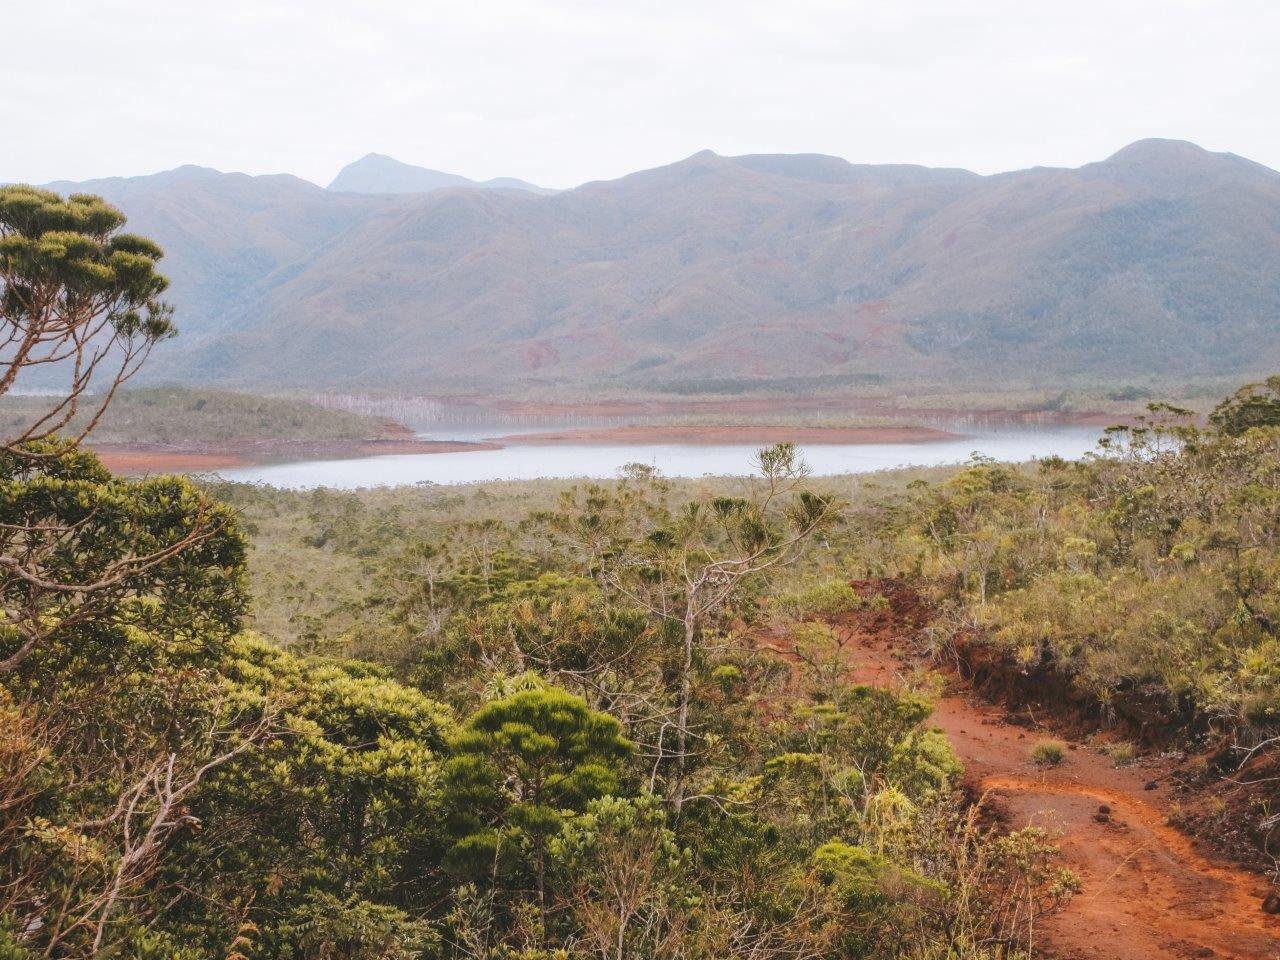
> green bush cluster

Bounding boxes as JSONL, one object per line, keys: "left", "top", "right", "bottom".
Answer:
{"left": 839, "top": 392, "right": 1280, "bottom": 742}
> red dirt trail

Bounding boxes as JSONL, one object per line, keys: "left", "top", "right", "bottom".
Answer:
{"left": 840, "top": 587, "right": 1280, "bottom": 960}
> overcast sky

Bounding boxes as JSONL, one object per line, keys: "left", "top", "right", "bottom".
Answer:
{"left": 6, "top": 0, "right": 1277, "bottom": 188}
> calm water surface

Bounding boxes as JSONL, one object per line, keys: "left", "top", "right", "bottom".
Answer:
{"left": 218, "top": 418, "right": 1104, "bottom": 490}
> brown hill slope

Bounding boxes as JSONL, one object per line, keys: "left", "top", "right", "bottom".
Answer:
{"left": 41, "top": 140, "right": 1280, "bottom": 392}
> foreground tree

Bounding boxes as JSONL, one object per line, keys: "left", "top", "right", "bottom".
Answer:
{"left": 443, "top": 679, "right": 632, "bottom": 927}
{"left": 0, "top": 186, "right": 225, "bottom": 677}
{"left": 0, "top": 443, "right": 243, "bottom": 674}
{"left": 1, "top": 185, "right": 174, "bottom": 451}
{"left": 551, "top": 794, "right": 695, "bottom": 960}
{"left": 0, "top": 189, "right": 269, "bottom": 956}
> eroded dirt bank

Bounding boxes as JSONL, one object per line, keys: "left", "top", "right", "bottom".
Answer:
{"left": 835, "top": 582, "right": 1280, "bottom": 960}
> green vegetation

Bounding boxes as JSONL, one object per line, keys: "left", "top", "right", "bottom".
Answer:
{"left": 187, "top": 375, "right": 1280, "bottom": 951}
{"left": 1030, "top": 741, "right": 1067, "bottom": 768}
{"left": 1209, "top": 375, "right": 1280, "bottom": 436}
{"left": 1102, "top": 741, "right": 1136, "bottom": 766}
{"left": 205, "top": 463, "right": 964, "bottom": 654}
{"left": 895, "top": 398, "right": 1280, "bottom": 739}
{"left": 0, "top": 387, "right": 392, "bottom": 445}
{"left": 220, "top": 376, "right": 1280, "bottom": 750}
{"left": 0, "top": 184, "right": 173, "bottom": 448}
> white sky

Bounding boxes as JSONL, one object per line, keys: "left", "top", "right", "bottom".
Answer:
{"left": 5, "top": 0, "right": 1277, "bottom": 188}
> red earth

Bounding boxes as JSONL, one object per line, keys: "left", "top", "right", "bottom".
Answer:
{"left": 821, "top": 582, "right": 1280, "bottom": 960}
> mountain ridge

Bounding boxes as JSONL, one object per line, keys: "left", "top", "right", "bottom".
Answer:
{"left": 26, "top": 138, "right": 1280, "bottom": 393}
{"left": 327, "top": 152, "right": 555, "bottom": 196}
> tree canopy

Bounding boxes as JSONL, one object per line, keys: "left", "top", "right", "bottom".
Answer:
{"left": 1, "top": 185, "right": 174, "bottom": 450}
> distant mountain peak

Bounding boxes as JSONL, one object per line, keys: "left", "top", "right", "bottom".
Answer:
{"left": 1089, "top": 137, "right": 1277, "bottom": 194}
{"left": 327, "top": 154, "right": 553, "bottom": 195}
{"left": 1100, "top": 137, "right": 1280, "bottom": 176}
{"left": 1102, "top": 138, "right": 1228, "bottom": 167}
{"left": 1109, "top": 137, "right": 1204, "bottom": 156}
{"left": 166, "top": 163, "right": 225, "bottom": 177}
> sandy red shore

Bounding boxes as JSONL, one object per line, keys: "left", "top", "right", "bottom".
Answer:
{"left": 495, "top": 424, "right": 958, "bottom": 445}
{"left": 94, "top": 449, "right": 254, "bottom": 473}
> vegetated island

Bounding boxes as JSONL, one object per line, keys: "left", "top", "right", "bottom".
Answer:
{"left": 0, "top": 388, "right": 499, "bottom": 474}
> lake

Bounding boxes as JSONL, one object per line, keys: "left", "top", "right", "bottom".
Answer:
{"left": 217, "top": 417, "right": 1105, "bottom": 489}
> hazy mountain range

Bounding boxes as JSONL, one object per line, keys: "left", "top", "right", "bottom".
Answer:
{"left": 327, "top": 153, "right": 554, "bottom": 196}
{"left": 36, "top": 140, "right": 1280, "bottom": 393}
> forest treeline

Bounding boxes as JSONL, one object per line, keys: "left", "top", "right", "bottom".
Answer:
{"left": 5, "top": 185, "right": 1280, "bottom": 959}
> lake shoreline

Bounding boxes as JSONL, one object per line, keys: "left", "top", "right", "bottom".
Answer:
{"left": 493, "top": 424, "right": 959, "bottom": 445}
{"left": 94, "top": 423, "right": 960, "bottom": 475}
{"left": 215, "top": 422, "right": 1105, "bottom": 490}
